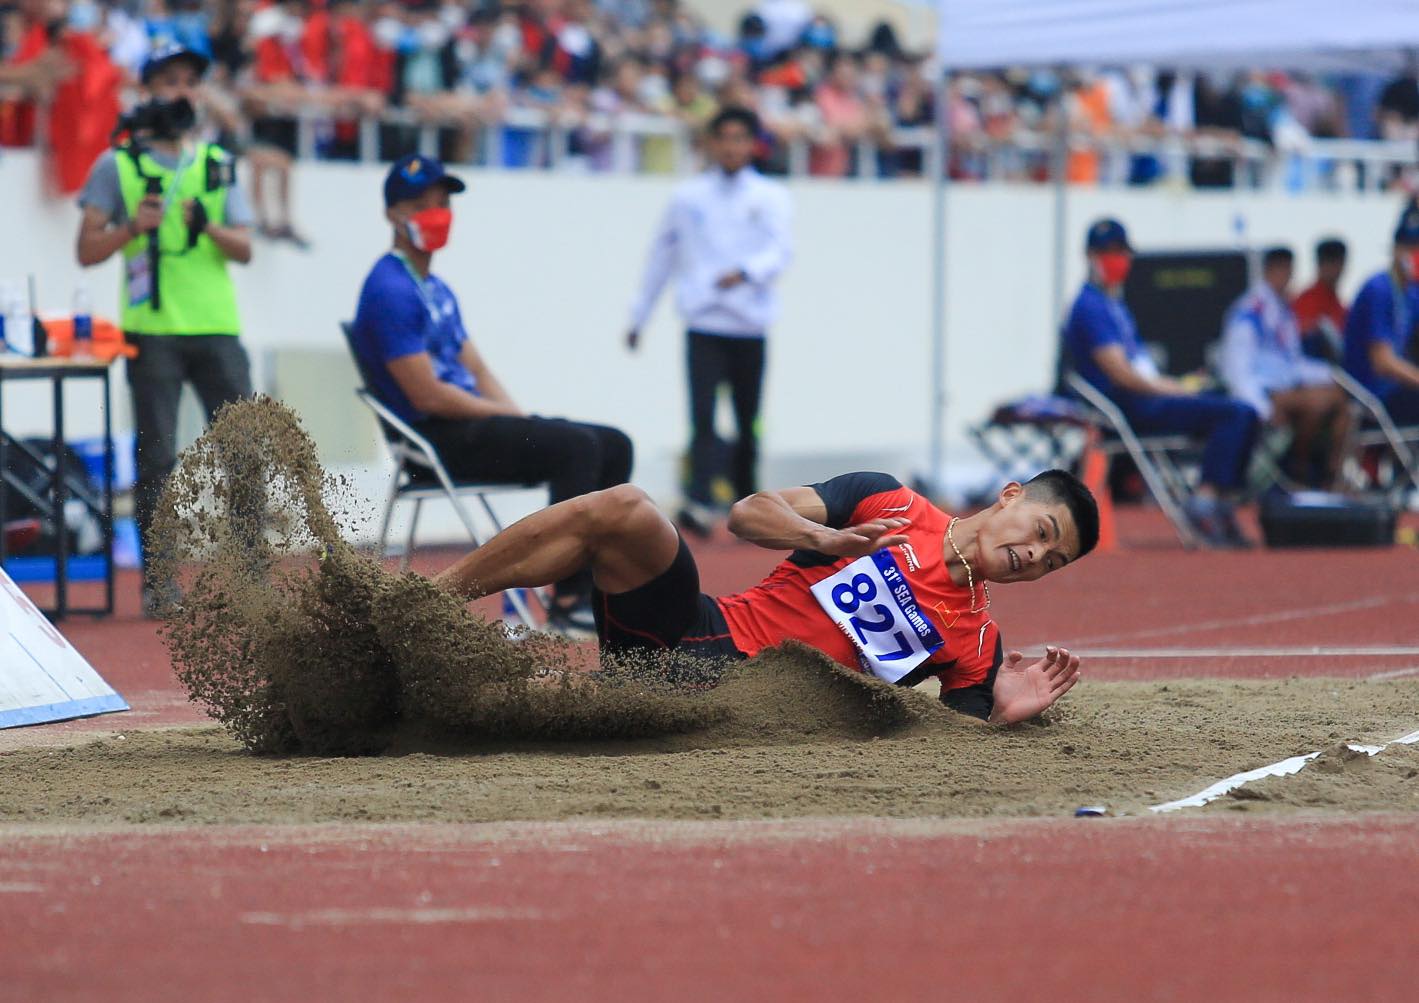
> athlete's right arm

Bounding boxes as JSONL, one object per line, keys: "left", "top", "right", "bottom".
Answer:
{"left": 727, "top": 487, "right": 907, "bottom": 557}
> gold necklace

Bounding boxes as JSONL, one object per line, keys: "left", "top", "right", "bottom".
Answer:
{"left": 946, "top": 517, "right": 990, "bottom": 614}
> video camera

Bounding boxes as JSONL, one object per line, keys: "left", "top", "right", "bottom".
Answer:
{"left": 112, "top": 96, "right": 196, "bottom": 146}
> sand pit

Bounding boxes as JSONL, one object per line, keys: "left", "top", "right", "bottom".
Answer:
{"left": 12, "top": 398, "right": 1403, "bottom": 828}
{"left": 3, "top": 677, "right": 1418, "bottom": 825}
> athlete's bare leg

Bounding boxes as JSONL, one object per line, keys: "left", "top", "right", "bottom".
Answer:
{"left": 433, "top": 485, "right": 682, "bottom": 601}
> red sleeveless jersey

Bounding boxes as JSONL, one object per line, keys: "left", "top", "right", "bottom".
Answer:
{"left": 715, "top": 475, "right": 1000, "bottom": 696}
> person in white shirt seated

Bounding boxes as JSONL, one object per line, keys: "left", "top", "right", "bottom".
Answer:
{"left": 626, "top": 106, "right": 794, "bottom": 536}
{"left": 1220, "top": 246, "right": 1352, "bottom": 488}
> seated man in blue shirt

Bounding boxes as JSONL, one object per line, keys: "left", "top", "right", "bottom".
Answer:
{"left": 1062, "top": 219, "right": 1260, "bottom": 546}
{"left": 350, "top": 155, "right": 633, "bottom": 636}
{"left": 1343, "top": 203, "right": 1419, "bottom": 430}
{"left": 1220, "top": 246, "right": 1350, "bottom": 488}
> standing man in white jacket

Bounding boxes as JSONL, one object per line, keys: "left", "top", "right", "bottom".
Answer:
{"left": 626, "top": 107, "right": 793, "bottom": 536}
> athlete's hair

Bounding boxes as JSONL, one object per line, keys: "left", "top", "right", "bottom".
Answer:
{"left": 1262, "top": 246, "right": 1294, "bottom": 270}
{"left": 709, "top": 106, "right": 761, "bottom": 138}
{"left": 1022, "top": 469, "right": 1100, "bottom": 560}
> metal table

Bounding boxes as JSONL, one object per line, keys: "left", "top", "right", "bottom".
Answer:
{"left": 0, "top": 355, "right": 116, "bottom": 619}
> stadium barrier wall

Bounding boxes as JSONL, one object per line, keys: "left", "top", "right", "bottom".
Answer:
{"left": 0, "top": 150, "right": 1401, "bottom": 541}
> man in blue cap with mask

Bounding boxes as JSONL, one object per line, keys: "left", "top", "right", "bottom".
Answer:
{"left": 350, "top": 154, "right": 634, "bottom": 638}
{"left": 1343, "top": 202, "right": 1419, "bottom": 428}
{"left": 1062, "top": 218, "right": 1261, "bottom": 546}
{"left": 75, "top": 42, "right": 256, "bottom": 615}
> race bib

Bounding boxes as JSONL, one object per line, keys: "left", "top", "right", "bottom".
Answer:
{"left": 126, "top": 252, "right": 152, "bottom": 308}
{"left": 810, "top": 550, "right": 944, "bottom": 683}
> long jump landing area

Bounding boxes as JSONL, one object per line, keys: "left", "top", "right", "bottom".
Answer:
{"left": 3, "top": 507, "right": 1419, "bottom": 1002}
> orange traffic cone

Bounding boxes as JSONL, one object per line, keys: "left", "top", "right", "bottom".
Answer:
{"left": 1080, "top": 428, "right": 1117, "bottom": 552}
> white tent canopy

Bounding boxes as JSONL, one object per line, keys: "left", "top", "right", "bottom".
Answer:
{"left": 924, "top": 0, "right": 1419, "bottom": 491}
{"left": 937, "top": 0, "right": 1419, "bottom": 73}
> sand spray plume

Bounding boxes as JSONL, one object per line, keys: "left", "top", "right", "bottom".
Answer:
{"left": 152, "top": 398, "right": 939, "bottom": 756}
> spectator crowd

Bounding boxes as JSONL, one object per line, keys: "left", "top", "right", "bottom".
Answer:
{"left": 4, "top": 0, "right": 1419, "bottom": 190}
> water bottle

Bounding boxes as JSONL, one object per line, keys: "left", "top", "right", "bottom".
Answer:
{"left": 72, "top": 283, "right": 93, "bottom": 353}
{"left": 6, "top": 284, "right": 32, "bottom": 356}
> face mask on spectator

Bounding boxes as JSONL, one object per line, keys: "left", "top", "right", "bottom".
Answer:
{"left": 638, "top": 74, "right": 669, "bottom": 105}
{"left": 1404, "top": 249, "right": 1419, "bottom": 280}
{"left": 491, "top": 22, "right": 521, "bottom": 57}
{"left": 405, "top": 207, "right": 453, "bottom": 253}
{"left": 440, "top": 4, "right": 465, "bottom": 32}
{"left": 418, "top": 20, "right": 450, "bottom": 50}
{"left": 67, "top": 0, "right": 100, "bottom": 32}
{"left": 1095, "top": 251, "right": 1132, "bottom": 286}
{"left": 374, "top": 16, "right": 405, "bottom": 51}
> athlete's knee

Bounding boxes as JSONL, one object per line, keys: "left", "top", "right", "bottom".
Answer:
{"left": 575, "top": 483, "right": 655, "bottom": 537}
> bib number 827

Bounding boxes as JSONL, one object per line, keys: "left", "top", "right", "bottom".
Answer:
{"left": 830, "top": 573, "right": 914, "bottom": 662}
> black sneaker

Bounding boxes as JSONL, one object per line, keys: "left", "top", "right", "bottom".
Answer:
{"left": 546, "top": 601, "right": 596, "bottom": 640}
{"left": 675, "top": 502, "right": 716, "bottom": 539}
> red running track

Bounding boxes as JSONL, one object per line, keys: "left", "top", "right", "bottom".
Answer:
{"left": 5, "top": 509, "right": 1419, "bottom": 1002}
{"left": 3, "top": 817, "right": 1419, "bottom": 1003}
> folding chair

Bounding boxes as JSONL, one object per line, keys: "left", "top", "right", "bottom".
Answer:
{"left": 1331, "top": 366, "right": 1419, "bottom": 497}
{"left": 339, "top": 323, "right": 547, "bottom": 629}
{"left": 1064, "top": 372, "right": 1204, "bottom": 548}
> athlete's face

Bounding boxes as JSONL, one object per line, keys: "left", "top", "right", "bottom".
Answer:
{"left": 973, "top": 483, "right": 1081, "bottom": 584}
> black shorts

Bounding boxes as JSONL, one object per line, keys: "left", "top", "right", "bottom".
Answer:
{"left": 250, "top": 116, "right": 299, "bottom": 157}
{"left": 592, "top": 535, "right": 745, "bottom": 662}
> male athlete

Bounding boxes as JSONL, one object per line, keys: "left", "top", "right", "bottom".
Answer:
{"left": 435, "top": 469, "right": 1099, "bottom": 724}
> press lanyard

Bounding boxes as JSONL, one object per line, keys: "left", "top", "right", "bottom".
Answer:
{"left": 393, "top": 251, "right": 439, "bottom": 320}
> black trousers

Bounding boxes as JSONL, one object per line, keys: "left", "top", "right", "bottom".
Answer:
{"left": 686, "top": 330, "right": 765, "bottom": 506}
{"left": 128, "top": 334, "right": 253, "bottom": 576}
{"left": 413, "top": 414, "right": 633, "bottom": 600}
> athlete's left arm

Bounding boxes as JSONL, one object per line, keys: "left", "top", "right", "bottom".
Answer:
{"left": 987, "top": 646, "right": 1081, "bottom": 724}
{"left": 727, "top": 486, "right": 907, "bottom": 557}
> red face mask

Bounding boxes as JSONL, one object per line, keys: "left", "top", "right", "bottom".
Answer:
{"left": 1095, "top": 251, "right": 1132, "bottom": 287}
{"left": 406, "top": 207, "right": 453, "bottom": 253}
{"left": 1406, "top": 249, "right": 1419, "bottom": 281}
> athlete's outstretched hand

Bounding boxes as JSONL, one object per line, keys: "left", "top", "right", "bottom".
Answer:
{"left": 810, "top": 517, "right": 910, "bottom": 559}
{"left": 989, "top": 646, "right": 1081, "bottom": 724}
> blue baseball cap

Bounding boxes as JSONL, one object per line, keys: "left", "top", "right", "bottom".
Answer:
{"left": 383, "top": 154, "right": 467, "bottom": 208}
{"left": 1395, "top": 201, "right": 1419, "bottom": 245}
{"left": 141, "top": 43, "right": 210, "bottom": 85}
{"left": 1085, "top": 218, "right": 1132, "bottom": 252}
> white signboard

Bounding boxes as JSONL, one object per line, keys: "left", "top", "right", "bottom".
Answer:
{"left": 0, "top": 569, "right": 127, "bottom": 728}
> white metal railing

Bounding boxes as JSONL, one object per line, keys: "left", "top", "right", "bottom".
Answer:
{"left": 258, "top": 104, "right": 1412, "bottom": 191}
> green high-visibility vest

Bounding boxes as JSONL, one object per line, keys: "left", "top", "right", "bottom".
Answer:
{"left": 114, "top": 142, "right": 242, "bottom": 336}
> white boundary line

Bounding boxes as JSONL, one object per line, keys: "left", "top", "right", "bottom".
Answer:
{"left": 1149, "top": 728, "right": 1419, "bottom": 813}
{"left": 1370, "top": 666, "right": 1419, "bottom": 680}
{"left": 1077, "top": 645, "right": 1419, "bottom": 658}
{"left": 1041, "top": 593, "right": 1419, "bottom": 648}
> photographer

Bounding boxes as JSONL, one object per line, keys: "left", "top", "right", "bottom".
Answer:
{"left": 74, "top": 43, "right": 255, "bottom": 616}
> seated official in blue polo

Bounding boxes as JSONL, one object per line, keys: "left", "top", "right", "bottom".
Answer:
{"left": 1343, "top": 202, "right": 1419, "bottom": 429}
{"left": 349, "top": 155, "right": 633, "bottom": 637}
{"left": 1219, "top": 246, "right": 1350, "bottom": 488}
{"left": 1061, "top": 218, "right": 1260, "bottom": 547}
